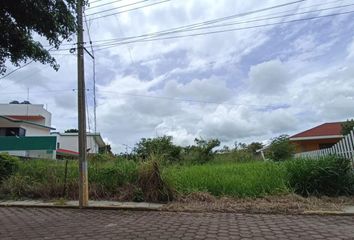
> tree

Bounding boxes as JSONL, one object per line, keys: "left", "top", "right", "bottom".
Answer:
{"left": 65, "top": 128, "right": 79, "bottom": 133}
{"left": 133, "top": 136, "right": 181, "bottom": 162}
{"left": 0, "top": 0, "right": 78, "bottom": 75}
{"left": 245, "top": 142, "right": 264, "bottom": 155}
{"left": 184, "top": 138, "right": 220, "bottom": 164}
{"left": 341, "top": 119, "right": 354, "bottom": 135}
{"left": 265, "top": 135, "right": 295, "bottom": 161}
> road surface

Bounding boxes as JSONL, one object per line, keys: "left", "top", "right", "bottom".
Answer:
{"left": 0, "top": 207, "right": 353, "bottom": 239}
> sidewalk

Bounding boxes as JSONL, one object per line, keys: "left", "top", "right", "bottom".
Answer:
{"left": 1, "top": 199, "right": 354, "bottom": 215}
{"left": 0, "top": 200, "right": 164, "bottom": 210}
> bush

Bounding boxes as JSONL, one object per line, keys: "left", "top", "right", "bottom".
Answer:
{"left": 183, "top": 138, "right": 220, "bottom": 164}
{"left": 138, "top": 155, "right": 174, "bottom": 202}
{"left": 133, "top": 136, "right": 181, "bottom": 162}
{"left": 0, "top": 153, "right": 19, "bottom": 182}
{"left": 0, "top": 159, "right": 139, "bottom": 200}
{"left": 285, "top": 156, "right": 354, "bottom": 197}
{"left": 265, "top": 135, "right": 295, "bottom": 161}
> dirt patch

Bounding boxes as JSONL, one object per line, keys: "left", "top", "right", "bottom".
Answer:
{"left": 162, "top": 192, "right": 354, "bottom": 214}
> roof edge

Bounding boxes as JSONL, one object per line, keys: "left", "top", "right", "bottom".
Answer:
{"left": 0, "top": 116, "right": 55, "bottom": 130}
{"left": 290, "top": 135, "right": 343, "bottom": 141}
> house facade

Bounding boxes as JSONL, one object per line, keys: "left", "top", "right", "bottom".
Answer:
{"left": 0, "top": 103, "right": 56, "bottom": 159}
{"left": 290, "top": 122, "right": 343, "bottom": 153}
{"left": 51, "top": 132, "right": 106, "bottom": 158}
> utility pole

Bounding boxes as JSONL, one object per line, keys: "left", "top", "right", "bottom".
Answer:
{"left": 77, "top": 0, "right": 89, "bottom": 208}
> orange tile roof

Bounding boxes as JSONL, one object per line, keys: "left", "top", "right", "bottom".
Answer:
{"left": 291, "top": 122, "right": 343, "bottom": 138}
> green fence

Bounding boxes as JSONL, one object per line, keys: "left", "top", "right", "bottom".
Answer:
{"left": 0, "top": 136, "right": 56, "bottom": 151}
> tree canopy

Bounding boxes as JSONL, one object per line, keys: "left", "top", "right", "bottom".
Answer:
{"left": 341, "top": 119, "right": 354, "bottom": 136}
{"left": 0, "top": 0, "right": 78, "bottom": 75}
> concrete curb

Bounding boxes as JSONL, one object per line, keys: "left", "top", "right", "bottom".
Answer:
{"left": 0, "top": 201, "right": 164, "bottom": 211}
{"left": 1, "top": 201, "right": 354, "bottom": 216}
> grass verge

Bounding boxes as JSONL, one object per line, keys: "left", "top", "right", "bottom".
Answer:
{"left": 163, "top": 161, "right": 289, "bottom": 198}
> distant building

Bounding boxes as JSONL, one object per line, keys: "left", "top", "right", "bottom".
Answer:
{"left": 290, "top": 122, "right": 343, "bottom": 153}
{"left": 0, "top": 103, "right": 56, "bottom": 159}
{"left": 51, "top": 132, "right": 106, "bottom": 158}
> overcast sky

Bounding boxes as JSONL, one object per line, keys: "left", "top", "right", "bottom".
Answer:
{"left": 1, "top": 0, "right": 354, "bottom": 153}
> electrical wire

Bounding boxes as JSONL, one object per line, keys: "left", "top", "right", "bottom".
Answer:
{"left": 86, "top": 0, "right": 149, "bottom": 15}
{"left": 88, "top": 0, "right": 171, "bottom": 20}
{"left": 84, "top": 11, "right": 98, "bottom": 133}
{"left": 90, "top": 2, "right": 353, "bottom": 47}
{"left": 87, "top": 0, "right": 125, "bottom": 9}
{"left": 93, "top": 10, "right": 354, "bottom": 51}
{"left": 0, "top": 60, "right": 34, "bottom": 80}
{"left": 87, "top": 0, "right": 308, "bottom": 45}
{"left": 97, "top": 90, "right": 292, "bottom": 108}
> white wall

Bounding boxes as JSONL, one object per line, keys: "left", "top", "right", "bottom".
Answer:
{"left": 0, "top": 104, "right": 52, "bottom": 126}
{"left": 0, "top": 118, "right": 50, "bottom": 136}
{"left": 54, "top": 134, "right": 100, "bottom": 153}
{"left": 21, "top": 124, "right": 51, "bottom": 136}
{"left": 0, "top": 150, "right": 56, "bottom": 159}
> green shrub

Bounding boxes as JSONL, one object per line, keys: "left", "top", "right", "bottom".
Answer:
{"left": 182, "top": 138, "right": 220, "bottom": 164}
{"left": 0, "top": 159, "right": 139, "bottom": 200}
{"left": 133, "top": 136, "right": 182, "bottom": 162}
{"left": 0, "top": 153, "right": 19, "bottom": 182}
{"left": 164, "top": 161, "right": 288, "bottom": 197}
{"left": 265, "top": 135, "right": 295, "bottom": 161}
{"left": 285, "top": 156, "right": 354, "bottom": 197}
{"left": 138, "top": 155, "right": 174, "bottom": 202}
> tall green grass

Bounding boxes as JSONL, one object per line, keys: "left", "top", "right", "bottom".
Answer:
{"left": 164, "top": 162, "right": 289, "bottom": 197}
{"left": 0, "top": 159, "right": 138, "bottom": 199}
{"left": 284, "top": 156, "right": 354, "bottom": 197}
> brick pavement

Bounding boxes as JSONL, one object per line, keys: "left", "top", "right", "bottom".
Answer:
{"left": 0, "top": 207, "right": 353, "bottom": 239}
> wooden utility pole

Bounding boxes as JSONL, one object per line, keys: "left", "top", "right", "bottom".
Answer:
{"left": 77, "top": 0, "right": 89, "bottom": 208}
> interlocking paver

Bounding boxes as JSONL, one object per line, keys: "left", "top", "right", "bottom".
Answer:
{"left": 0, "top": 207, "right": 354, "bottom": 239}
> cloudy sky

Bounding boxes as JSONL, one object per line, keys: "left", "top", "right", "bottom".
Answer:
{"left": 1, "top": 0, "right": 354, "bottom": 153}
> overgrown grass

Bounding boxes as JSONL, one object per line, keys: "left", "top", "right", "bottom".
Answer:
{"left": 284, "top": 155, "right": 354, "bottom": 197}
{"left": 164, "top": 161, "right": 289, "bottom": 198}
{"left": 2, "top": 154, "right": 353, "bottom": 202}
{"left": 0, "top": 159, "right": 139, "bottom": 200}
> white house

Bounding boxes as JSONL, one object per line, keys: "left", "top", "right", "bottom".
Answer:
{"left": 51, "top": 132, "right": 106, "bottom": 158}
{"left": 0, "top": 103, "right": 56, "bottom": 159}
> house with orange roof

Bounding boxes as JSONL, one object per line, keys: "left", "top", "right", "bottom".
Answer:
{"left": 290, "top": 122, "right": 344, "bottom": 153}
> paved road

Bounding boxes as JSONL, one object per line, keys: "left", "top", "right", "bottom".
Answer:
{"left": 0, "top": 208, "right": 354, "bottom": 240}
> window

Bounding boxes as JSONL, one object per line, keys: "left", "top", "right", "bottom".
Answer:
{"left": 0, "top": 127, "right": 26, "bottom": 137}
{"left": 319, "top": 143, "right": 335, "bottom": 149}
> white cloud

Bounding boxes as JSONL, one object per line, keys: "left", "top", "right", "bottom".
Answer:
{"left": 248, "top": 59, "right": 290, "bottom": 95}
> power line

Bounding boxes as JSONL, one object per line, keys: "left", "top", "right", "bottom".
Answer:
{"left": 84, "top": 12, "right": 98, "bottom": 133}
{"left": 97, "top": 90, "right": 293, "bottom": 108}
{"left": 90, "top": 2, "right": 353, "bottom": 48}
{"left": 87, "top": 0, "right": 125, "bottom": 9}
{"left": 0, "top": 60, "right": 34, "bottom": 80}
{"left": 88, "top": 0, "right": 171, "bottom": 20}
{"left": 0, "top": 54, "right": 71, "bottom": 91}
{"left": 88, "top": 0, "right": 108, "bottom": 4}
{"left": 93, "top": 10, "right": 354, "bottom": 51}
{"left": 90, "top": 0, "right": 305, "bottom": 31}
{"left": 86, "top": 0, "right": 148, "bottom": 15}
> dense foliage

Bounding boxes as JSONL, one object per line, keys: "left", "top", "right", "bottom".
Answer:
{"left": 133, "top": 136, "right": 181, "bottom": 162}
{"left": 0, "top": 154, "right": 353, "bottom": 201}
{"left": 0, "top": 0, "right": 78, "bottom": 74}
{"left": 341, "top": 119, "right": 354, "bottom": 135}
{"left": 265, "top": 135, "right": 295, "bottom": 161}
{"left": 0, "top": 153, "right": 19, "bottom": 182}
{"left": 183, "top": 138, "right": 220, "bottom": 164}
{"left": 285, "top": 156, "right": 354, "bottom": 197}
